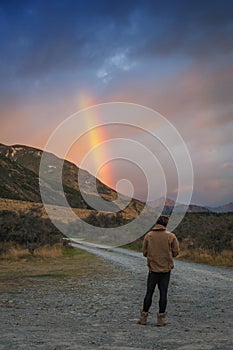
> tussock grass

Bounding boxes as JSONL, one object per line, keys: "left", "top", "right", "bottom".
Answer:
{"left": 178, "top": 246, "right": 233, "bottom": 268}
{"left": 188, "top": 252, "right": 233, "bottom": 267}
{"left": 0, "top": 243, "right": 28, "bottom": 260}
{"left": 124, "top": 241, "right": 233, "bottom": 268}
{"left": 34, "top": 244, "right": 63, "bottom": 258}
{"left": 0, "top": 243, "right": 64, "bottom": 260}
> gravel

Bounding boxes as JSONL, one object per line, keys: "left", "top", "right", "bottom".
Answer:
{"left": 0, "top": 244, "right": 232, "bottom": 350}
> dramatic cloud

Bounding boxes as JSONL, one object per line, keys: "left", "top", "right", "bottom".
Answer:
{"left": 0, "top": 0, "right": 233, "bottom": 205}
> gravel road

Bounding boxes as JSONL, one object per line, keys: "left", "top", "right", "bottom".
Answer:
{"left": 0, "top": 243, "right": 232, "bottom": 350}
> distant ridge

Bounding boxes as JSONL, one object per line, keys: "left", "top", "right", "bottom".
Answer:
{"left": 207, "top": 202, "right": 233, "bottom": 213}
{"left": 148, "top": 197, "right": 224, "bottom": 214}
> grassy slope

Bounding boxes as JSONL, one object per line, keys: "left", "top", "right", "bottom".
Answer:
{"left": 0, "top": 197, "right": 140, "bottom": 226}
{"left": 0, "top": 155, "right": 41, "bottom": 202}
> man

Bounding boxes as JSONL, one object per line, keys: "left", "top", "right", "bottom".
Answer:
{"left": 137, "top": 215, "right": 179, "bottom": 326}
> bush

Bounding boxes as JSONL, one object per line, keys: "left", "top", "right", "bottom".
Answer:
{"left": 174, "top": 212, "right": 233, "bottom": 254}
{"left": 0, "top": 206, "right": 63, "bottom": 254}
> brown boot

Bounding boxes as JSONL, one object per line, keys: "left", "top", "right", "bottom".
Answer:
{"left": 156, "top": 312, "right": 169, "bottom": 326}
{"left": 137, "top": 310, "right": 149, "bottom": 325}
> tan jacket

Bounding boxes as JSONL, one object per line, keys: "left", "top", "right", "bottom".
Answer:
{"left": 142, "top": 224, "right": 180, "bottom": 272}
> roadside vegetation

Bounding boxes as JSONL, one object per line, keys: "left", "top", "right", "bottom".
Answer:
{"left": 0, "top": 203, "right": 232, "bottom": 275}
{"left": 125, "top": 212, "right": 233, "bottom": 268}
{"left": 0, "top": 205, "right": 63, "bottom": 254}
{"left": 174, "top": 212, "right": 233, "bottom": 267}
{"left": 0, "top": 204, "right": 113, "bottom": 293}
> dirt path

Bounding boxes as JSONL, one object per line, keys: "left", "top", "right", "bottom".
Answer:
{"left": 0, "top": 244, "right": 232, "bottom": 350}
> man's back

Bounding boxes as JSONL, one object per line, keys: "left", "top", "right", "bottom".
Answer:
{"left": 142, "top": 224, "right": 179, "bottom": 272}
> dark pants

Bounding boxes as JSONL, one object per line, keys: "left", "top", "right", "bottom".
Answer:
{"left": 143, "top": 271, "right": 171, "bottom": 313}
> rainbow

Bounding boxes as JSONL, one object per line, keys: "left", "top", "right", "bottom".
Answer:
{"left": 70, "top": 93, "right": 114, "bottom": 188}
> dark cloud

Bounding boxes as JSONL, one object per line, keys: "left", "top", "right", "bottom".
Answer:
{"left": 0, "top": 0, "right": 140, "bottom": 79}
{"left": 0, "top": 0, "right": 233, "bottom": 206}
{"left": 129, "top": 0, "right": 233, "bottom": 60}
{"left": 1, "top": 0, "right": 232, "bottom": 83}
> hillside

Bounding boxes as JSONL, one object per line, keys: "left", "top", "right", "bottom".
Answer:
{"left": 0, "top": 143, "right": 145, "bottom": 215}
{"left": 0, "top": 143, "right": 149, "bottom": 248}
{"left": 0, "top": 144, "right": 114, "bottom": 209}
{"left": 173, "top": 212, "right": 233, "bottom": 252}
{"left": 0, "top": 154, "right": 41, "bottom": 202}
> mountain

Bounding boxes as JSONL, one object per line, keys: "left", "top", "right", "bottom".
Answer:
{"left": 0, "top": 144, "right": 115, "bottom": 197}
{"left": 149, "top": 196, "right": 233, "bottom": 214}
{"left": 186, "top": 204, "right": 210, "bottom": 213}
{"left": 1, "top": 143, "right": 231, "bottom": 217}
{"left": 148, "top": 197, "right": 176, "bottom": 215}
{"left": 148, "top": 197, "right": 176, "bottom": 208}
{"left": 148, "top": 197, "right": 210, "bottom": 214}
{"left": 207, "top": 202, "right": 233, "bottom": 213}
{"left": 0, "top": 143, "right": 145, "bottom": 215}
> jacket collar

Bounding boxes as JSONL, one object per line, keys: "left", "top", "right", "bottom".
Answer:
{"left": 152, "top": 224, "right": 166, "bottom": 231}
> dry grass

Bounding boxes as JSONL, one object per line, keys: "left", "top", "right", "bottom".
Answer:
{"left": 0, "top": 243, "right": 28, "bottom": 260}
{"left": 0, "top": 243, "right": 113, "bottom": 294}
{"left": 0, "top": 198, "right": 93, "bottom": 222}
{"left": 178, "top": 244, "right": 233, "bottom": 268}
{"left": 125, "top": 241, "right": 233, "bottom": 268}
{"left": 0, "top": 243, "right": 64, "bottom": 260}
{"left": 34, "top": 244, "right": 64, "bottom": 258}
{"left": 0, "top": 197, "right": 139, "bottom": 224}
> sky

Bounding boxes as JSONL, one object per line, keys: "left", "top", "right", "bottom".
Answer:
{"left": 0, "top": 0, "right": 233, "bottom": 206}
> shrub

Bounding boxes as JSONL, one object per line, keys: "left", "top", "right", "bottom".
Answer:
{"left": 0, "top": 206, "right": 63, "bottom": 254}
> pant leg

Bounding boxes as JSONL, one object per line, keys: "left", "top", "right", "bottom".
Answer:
{"left": 157, "top": 271, "right": 171, "bottom": 313}
{"left": 143, "top": 271, "right": 158, "bottom": 312}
